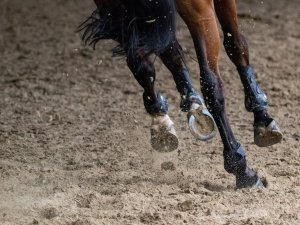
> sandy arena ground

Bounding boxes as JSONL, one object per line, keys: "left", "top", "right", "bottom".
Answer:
{"left": 0, "top": 0, "right": 299, "bottom": 224}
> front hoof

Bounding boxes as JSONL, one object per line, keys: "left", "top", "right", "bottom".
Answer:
{"left": 151, "top": 115, "right": 179, "bottom": 152}
{"left": 254, "top": 120, "right": 283, "bottom": 147}
{"left": 236, "top": 167, "right": 265, "bottom": 189}
{"left": 187, "top": 103, "right": 217, "bottom": 141}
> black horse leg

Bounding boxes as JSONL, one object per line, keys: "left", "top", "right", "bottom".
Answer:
{"left": 220, "top": 23, "right": 270, "bottom": 122}
{"left": 214, "top": 0, "right": 269, "bottom": 114}
{"left": 127, "top": 52, "right": 179, "bottom": 152}
{"left": 214, "top": 0, "right": 282, "bottom": 147}
{"left": 200, "top": 66, "right": 262, "bottom": 188}
{"left": 127, "top": 53, "right": 168, "bottom": 116}
{"left": 159, "top": 40, "right": 201, "bottom": 112}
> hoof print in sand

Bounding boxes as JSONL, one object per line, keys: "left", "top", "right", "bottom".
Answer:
{"left": 140, "top": 212, "right": 161, "bottom": 224}
{"left": 41, "top": 207, "right": 58, "bottom": 220}
{"left": 178, "top": 200, "right": 194, "bottom": 212}
{"left": 161, "top": 161, "right": 176, "bottom": 171}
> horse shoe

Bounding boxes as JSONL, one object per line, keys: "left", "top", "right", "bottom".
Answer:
{"left": 254, "top": 120, "right": 283, "bottom": 147}
{"left": 187, "top": 103, "right": 217, "bottom": 141}
{"left": 150, "top": 115, "right": 179, "bottom": 152}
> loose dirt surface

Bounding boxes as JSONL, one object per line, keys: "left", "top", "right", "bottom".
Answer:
{"left": 0, "top": 0, "right": 299, "bottom": 224}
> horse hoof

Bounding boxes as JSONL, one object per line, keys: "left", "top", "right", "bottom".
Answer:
{"left": 237, "top": 177, "right": 265, "bottom": 189}
{"left": 254, "top": 120, "right": 283, "bottom": 147}
{"left": 151, "top": 115, "right": 179, "bottom": 152}
{"left": 254, "top": 177, "right": 265, "bottom": 188}
{"left": 187, "top": 103, "right": 217, "bottom": 141}
{"left": 236, "top": 167, "right": 265, "bottom": 189}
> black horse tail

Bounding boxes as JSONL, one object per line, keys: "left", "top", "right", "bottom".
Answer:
{"left": 78, "top": 0, "right": 177, "bottom": 56}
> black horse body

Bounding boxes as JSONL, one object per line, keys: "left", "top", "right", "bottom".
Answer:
{"left": 79, "top": 0, "right": 177, "bottom": 56}
{"left": 79, "top": 0, "right": 199, "bottom": 116}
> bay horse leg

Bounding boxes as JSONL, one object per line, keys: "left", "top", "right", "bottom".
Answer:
{"left": 214, "top": 0, "right": 282, "bottom": 147}
{"left": 176, "top": 0, "right": 263, "bottom": 188}
{"left": 126, "top": 52, "right": 179, "bottom": 152}
{"left": 159, "top": 40, "right": 217, "bottom": 141}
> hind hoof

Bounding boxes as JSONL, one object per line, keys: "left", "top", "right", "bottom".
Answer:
{"left": 151, "top": 128, "right": 179, "bottom": 152}
{"left": 188, "top": 103, "right": 217, "bottom": 141}
{"left": 254, "top": 120, "right": 283, "bottom": 147}
{"left": 236, "top": 167, "right": 265, "bottom": 189}
{"left": 151, "top": 115, "right": 179, "bottom": 152}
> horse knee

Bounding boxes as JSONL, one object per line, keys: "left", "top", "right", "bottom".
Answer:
{"left": 127, "top": 56, "right": 157, "bottom": 97}
{"left": 127, "top": 56, "right": 154, "bottom": 78}
{"left": 143, "top": 92, "right": 168, "bottom": 116}
{"left": 138, "top": 61, "right": 156, "bottom": 83}
{"left": 200, "top": 68, "right": 225, "bottom": 114}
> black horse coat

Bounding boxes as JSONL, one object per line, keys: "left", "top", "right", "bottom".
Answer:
{"left": 79, "top": 0, "right": 177, "bottom": 56}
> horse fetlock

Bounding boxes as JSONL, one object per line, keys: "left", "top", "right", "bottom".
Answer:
{"left": 143, "top": 92, "right": 168, "bottom": 116}
{"left": 223, "top": 144, "right": 247, "bottom": 175}
{"left": 245, "top": 92, "right": 268, "bottom": 112}
{"left": 180, "top": 92, "right": 204, "bottom": 112}
{"left": 150, "top": 115, "right": 179, "bottom": 152}
{"left": 223, "top": 145, "right": 262, "bottom": 189}
{"left": 236, "top": 167, "right": 263, "bottom": 189}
